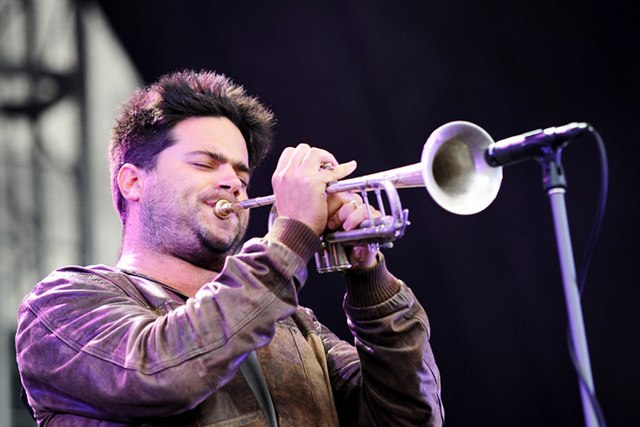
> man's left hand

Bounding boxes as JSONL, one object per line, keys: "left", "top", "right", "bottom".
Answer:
{"left": 326, "top": 193, "right": 380, "bottom": 269}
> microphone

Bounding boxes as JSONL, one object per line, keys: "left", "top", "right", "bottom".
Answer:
{"left": 485, "top": 122, "right": 590, "bottom": 167}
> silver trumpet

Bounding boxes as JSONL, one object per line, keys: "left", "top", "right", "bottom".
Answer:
{"left": 215, "top": 121, "right": 503, "bottom": 272}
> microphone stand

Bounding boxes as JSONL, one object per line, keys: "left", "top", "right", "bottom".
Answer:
{"left": 539, "top": 147, "right": 599, "bottom": 427}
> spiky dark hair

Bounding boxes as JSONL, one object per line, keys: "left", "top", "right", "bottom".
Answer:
{"left": 109, "top": 70, "right": 275, "bottom": 223}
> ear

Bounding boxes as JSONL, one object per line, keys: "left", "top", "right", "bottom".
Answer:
{"left": 117, "top": 163, "right": 146, "bottom": 202}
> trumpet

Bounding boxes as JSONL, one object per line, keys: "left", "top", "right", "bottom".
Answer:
{"left": 215, "top": 121, "right": 504, "bottom": 272}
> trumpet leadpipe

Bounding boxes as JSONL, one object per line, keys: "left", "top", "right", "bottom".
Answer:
{"left": 214, "top": 195, "right": 276, "bottom": 219}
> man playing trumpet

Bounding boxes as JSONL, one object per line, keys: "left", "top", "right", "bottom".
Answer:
{"left": 15, "top": 70, "right": 444, "bottom": 426}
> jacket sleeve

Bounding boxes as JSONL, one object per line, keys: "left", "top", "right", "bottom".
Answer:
{"left": 15, "top": 218, "right": 320, "bottom": 423}
{"left": 323, "top": 254, "right": 444, "bottom": 426}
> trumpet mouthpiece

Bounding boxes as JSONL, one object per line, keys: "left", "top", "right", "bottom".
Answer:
{"left": 214, "top": 199, "right": 233, "bottom": 219}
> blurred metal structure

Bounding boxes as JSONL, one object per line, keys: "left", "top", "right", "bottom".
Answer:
{"left": 0, "top": 0, "right": 89, "bottom": 424}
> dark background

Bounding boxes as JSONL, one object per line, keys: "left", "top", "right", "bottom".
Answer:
{"left": 97, "top": 1, "right": 639, "bottom": 425}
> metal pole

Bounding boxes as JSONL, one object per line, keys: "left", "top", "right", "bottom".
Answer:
{"left": 547, "top": 187, "right": 598, "bottom": 427}
{"left": 74, "top": 0, "right": 92, "bottom": 264}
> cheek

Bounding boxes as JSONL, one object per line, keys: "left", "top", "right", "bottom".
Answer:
{"left": 161, "top": 175, "right": 195, "bottom": 198}
{"left": 239, "top": 186, "right": 249, "bottom": 199}
{"left": 146, "top": 181, "right": 193, "bottom": 215}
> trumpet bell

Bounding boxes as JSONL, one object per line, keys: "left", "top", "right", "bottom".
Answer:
{"left": 423, "top": 121, "right": 503, "bottom": 215}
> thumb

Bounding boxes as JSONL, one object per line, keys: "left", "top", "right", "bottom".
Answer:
{"left": 328, "top": 160, "right": 357, "bottom": 181}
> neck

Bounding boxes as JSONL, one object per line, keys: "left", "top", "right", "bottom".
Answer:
{"left": 116, "top": 246, "right": 218, "bottom": 298}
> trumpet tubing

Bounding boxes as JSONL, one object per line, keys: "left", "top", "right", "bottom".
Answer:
{"left": 214, "top": 120, "right": 503, "bottom": 219}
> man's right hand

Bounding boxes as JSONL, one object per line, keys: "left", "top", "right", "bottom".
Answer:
{"left": 271, "top": 144, "right": 357, "bottom": 236}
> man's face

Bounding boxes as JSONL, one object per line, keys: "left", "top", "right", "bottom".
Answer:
{"left": 139, "top": 116, "right": 251, "bottom": 270}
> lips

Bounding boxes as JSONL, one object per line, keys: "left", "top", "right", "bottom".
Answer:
{"left": 204, "top": 198, "right": 235, "bottom": 220}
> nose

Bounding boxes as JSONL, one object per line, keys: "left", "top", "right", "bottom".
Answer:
{"left": 215, "top": 164, "right": 244, "bottom": 196}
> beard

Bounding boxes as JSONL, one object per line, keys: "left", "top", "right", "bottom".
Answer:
{"left": 140, "top": 178, "right": 249, "bottom": 271}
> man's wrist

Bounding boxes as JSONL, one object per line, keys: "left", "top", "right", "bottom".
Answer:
{"left": 344, "top": 254, "right": 401, "bottom": 307}
{"left": 266, "top": 217, "right": 323, "bottom": 263}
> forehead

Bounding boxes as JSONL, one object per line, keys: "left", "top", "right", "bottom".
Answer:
{"left": 168, "top": 116, "right": 249, "bottom": 164}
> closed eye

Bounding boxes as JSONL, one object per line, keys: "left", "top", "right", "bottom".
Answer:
{"left": 187, "top": 150, "right": 251, "bottom": 189}
{"left": 192, "top": 162, "right": 211, "bottom": 168}
{"left": 192, "top": 162, "right": 249, "bottom": 188}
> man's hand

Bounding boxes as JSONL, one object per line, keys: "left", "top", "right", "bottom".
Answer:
{"left": 326, "top": 193, "right": 381, "bottom": 269}
{"left": 271, "top": 143, "right": 357, "bottom": 236}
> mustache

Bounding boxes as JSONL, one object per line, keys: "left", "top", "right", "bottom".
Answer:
{"left": 204, "top": 190, "right": 242, "bottom": 206}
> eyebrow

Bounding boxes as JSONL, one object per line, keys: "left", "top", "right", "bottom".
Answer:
{"left": 187, "top": 150, "right": 251, "bottom": 175}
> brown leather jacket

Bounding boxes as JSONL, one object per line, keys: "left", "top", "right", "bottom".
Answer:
{"left": 16, "top": 218, "right": 443, "bottom": 426}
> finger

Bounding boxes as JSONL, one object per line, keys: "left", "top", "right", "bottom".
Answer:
{"left": 327, "top": 193, "right": 361, "bottom": 230}
{"left": 280, "top": 143, "right": 311, "bottom": 170}
{"left": 280, "top": 145, "right": 356, "bottom": 181}
{"left": 342, "top": 203, "right": 379, "bottom": 231}
{"left": 274, "top": 146, "right": 296, "bottom": 172}
{"left": 349, "top": 244, "right": 379, "bottom": 269}
{"left": 328, "top": 194, "right": 382, "bottom": 232}
{"left": 297, "top": 146, "right": 340, "bottom": 175}
{"left": 323, "top": 160, "right": 357, "bottom": 183}
{"left": 342, "top": 197, "right": 383, "bottom": 231}
{"left": 273, "top": 144, "right": 311, "bottom": 188}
